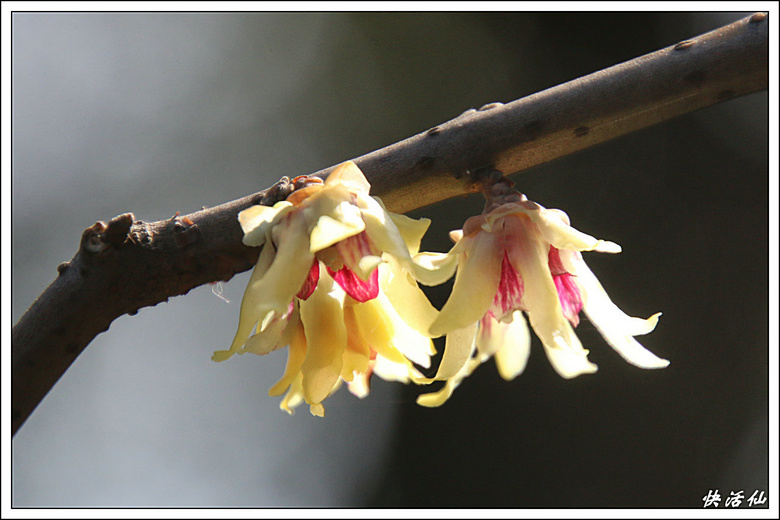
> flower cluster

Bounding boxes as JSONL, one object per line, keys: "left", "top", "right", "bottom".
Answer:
{"left": 216, "top": 163, "right": 668, "bottom": 415}
{"left": 212, "top": 161, "right": 440, "bottom": 416}
{"left": 415, "top": 178, "right": 668, "bottom": 406}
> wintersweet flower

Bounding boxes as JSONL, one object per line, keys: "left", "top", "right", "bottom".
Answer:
{"left": 213, "top": 161, "right": 440, "bottom": 416}
{"left": 417, "top": 177, "right": 668, "bottom": 407}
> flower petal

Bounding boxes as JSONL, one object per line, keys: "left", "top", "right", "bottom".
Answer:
{"left": 382, "top": 202, "right": 431, "bottom": 255}
{"left": 239, "top": 201, "right": 293, "bottom": 247}
{"left": 417, "top": 354, "right": 482, "bottom": 407}
{"left": 341, "top": 304, "right": 371, "bottom": 380}
{"left": 429, "top": 230, "right": 502, "bottom": 337}
{"left": 563, "top": 250, "right": 662, "bottom": 337}
{"left": 242, "top": 308, "right": 293, "bottom": 356}
{"left": 328, "top": 265, "right": 379, "bottom": 302}
{"left": 296, "top": 259, "right": 320, "bottom": 300}
{"left": 476, "top": 311, "right": 531, "bottom": 381}
{"left": 215, "top": 226, "right": 304, "bottom": 362}
{"left": 325, "top": 160, "right": 371, "bottom": 193}
{"left": 382, "top": 256, "right": 440, "bottom": 337}
{"left": 335, "top": 231, "right": 382, "bottom": 281}
{"left": 541, "top": 337, "right": 599, "bottom": 379}
{"left": 564, "top": 256, "right": 668, "bottom": 368}
{"left": 411, "top": 251, "right": 459, "bottom": 287}
{"left": 299, "top": 269, "right": 347, "bottom": 405}
{"left": 373, "top": 352, "right": 425, "bottom": 383}
{"left": 347, "top": 370, "right": 371, "bottom": 399}
{"left": 351, "top": 296, "right": 412, "bottom": 367}
{"left": 268, "top": 314, "right": 307, "bottom": 396}
{"left": 309, "top": 210, "right": 365, "bottom": 253}
{"left": 505, "top": 215, "right": 597, "bottom": 379}
{"left": 279, "top": 373, "right": 305, "bottom": 414}
{"left": 521, "top": 206, "right": 620, "bottom": 253}
{"left": 372, "top": 284, "right": 436, "bottom": 368}
{"left": 359, "top": 194, "right": 414, "bottom": 260}
{"left": 432, "top": 322, "right": 478, "bottom": 380}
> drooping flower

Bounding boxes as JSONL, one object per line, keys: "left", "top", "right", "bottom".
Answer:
{"left": 416, "top": 177, "right": 668, "bottom": 407}
{"left": 213, "top": 161, "right": 441, "bottom": 416}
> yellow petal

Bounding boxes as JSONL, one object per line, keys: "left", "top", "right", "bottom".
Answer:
{"left": 563, "top": 250, "right": 662, "bottom": 337}
{"left": 239, "top": 201, "right": 293, "bottom": 247}
{"left": 411, "top": 251, "right": 459, "bottom": 287}
{"left": 268, "top": 315, "right": 307, "bottom": 396}
{"left": 479, "top": 311, "right": 532, "bottom": 381}
{"left": 309, "top": 209, "right": 365, "bottom": 253}
{"left": 347, "top": 372, "right": 371, "bottom": 399}
{"left": 524, "top": 206, "right": 618, "bottom": 253}
{"left": 213, "top": 237, "right": 279, "bottom": 362}
{"left": 576, "top": 272, "right": 668, "bottom": 367}
{"left": 372, "top": 353, "right": 417, "bottom": 382}
{"left": 416, "top": 355, "right": 481, "bottom": 407}
{"left": 299, "top": 269, "right": 347, "bottom": 404}
{"left": 504, "top": 215, "right": 597, "bottom": 379}
{"left": 360, "top": 195, "right": 413, "bottom": 260}
{"left": 341, "top": 305, "right": 371, "bottom": 380}
{"left": 351, "top": 297, "right": 408, "bottom": 366}
{"left": 242, "top": 311, "right": 290, "bottom": 356}
{"left": 325, "top": 160, "right": 371, "bottom": 193}
{"left": 382, "top": 256, "right": 440, "bottom": 337}
{"left": 542, "top": 338, "right": 599, "bottom": 379}
{"left": 358, "top": 255, "right": 383, "bottom": 277}
{"left": 309, "top": 403, "right": 325, "bottom": 417}
{"left": 371, "top": 282, "right": 436, "bottom": 368}
{"left": 279, "top": 373, "right": 305, "bottom": 415}
{"left": 432, "top": 322, "right": 478, "bottom": 380}
{"left": 429, "top": 230, "right": 502, "bottom": 337}
{"left": 381, "top": 200, "right": 431, "bottom": 256}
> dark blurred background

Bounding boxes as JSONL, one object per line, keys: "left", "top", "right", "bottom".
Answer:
{"left": 12, "top": 12, "right": 768, "bottom": 508}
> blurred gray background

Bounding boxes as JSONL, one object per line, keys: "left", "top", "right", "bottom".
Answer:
{"left": 12, "top": 12, "right": 768, "bottom": 507}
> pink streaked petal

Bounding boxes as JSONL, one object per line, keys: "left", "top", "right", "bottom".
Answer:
{"left": 296, "top": 259, "right": 320, "bottom": 300}
{"left": 549, "top": 247, "right": 582, "bottom": 326}
{"left": 490, "top": 251, "right": 525, "bottom": 320}
{"left": 336, "top": 230, "right": 382, "bottom": 281}
{"left": 547, "top": 246, "right": 567, "bottom": 276}
{"left": 327, "top": 265, "right": 379, "bottom": 302}
{"left": 554, "top": 273, "right": 583, "bottom": 327}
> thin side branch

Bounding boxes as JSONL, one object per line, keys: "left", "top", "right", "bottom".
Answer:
{"left": 12, "top": 13, "right": 768, "bottom": 435}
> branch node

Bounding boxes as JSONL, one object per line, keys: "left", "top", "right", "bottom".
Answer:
{"left": 173, "top": 216, "right": 201, "bottom": 248}
{"left": 260, "top": 176, "right": 294, "bottom": 206}
{"left": 81, "top": 221, "right": 108, "bottom": 254}
{"left": 104, "top": 213, "right": 135, "bottom": 248}
{"left": 478, "top": 102, "right": 504, "bottom": 111}
{"left": 129, "top": 220, "right": 153, "bottom": 246}
{"left": 673, "top": 40, "right": 696, "bottom": 51}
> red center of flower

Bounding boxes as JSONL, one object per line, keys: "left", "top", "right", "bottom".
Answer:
{"left": 490, "top": 250, "right": 525, "bottom": 320}
{"left": 326, "top": 265, "right": 379, "bottom": 303}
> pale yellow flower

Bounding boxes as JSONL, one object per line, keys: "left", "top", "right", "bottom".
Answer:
{"left": 417, "top": 180, "right": 668, "bottom": 407}
{"left": 214, "top": 161, "right": 439, "bottom": 415}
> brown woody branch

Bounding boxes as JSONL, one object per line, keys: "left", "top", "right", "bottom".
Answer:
{"left": 12, "top": 13, "right": 768, "bottom": 435}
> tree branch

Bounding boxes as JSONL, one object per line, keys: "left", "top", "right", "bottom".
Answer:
{"left": 12, "top": 13, "right": 767, "bottom": 435}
